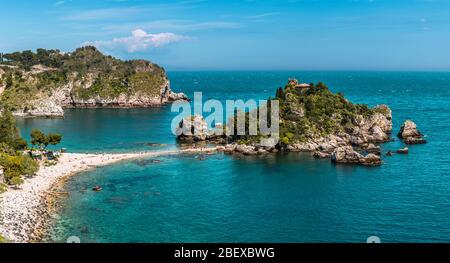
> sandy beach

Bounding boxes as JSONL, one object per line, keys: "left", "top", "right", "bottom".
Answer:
{"left": 0, "top": 147, "right": 217, "bottom": 243}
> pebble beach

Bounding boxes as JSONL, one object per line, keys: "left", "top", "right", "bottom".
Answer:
{"left": 0, "top": 147, "right": 217, "bottom": 243}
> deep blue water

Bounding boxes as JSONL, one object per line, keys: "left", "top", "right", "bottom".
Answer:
{"left": 16, "top": 71, "right": 450, "bottom": 242}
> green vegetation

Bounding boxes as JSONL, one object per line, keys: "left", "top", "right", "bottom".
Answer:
{"left": 0, "top": 234, "right": 6, "bottom": 243}
{"left": 0, "top": 110, "right": 24, "bottom": 150}
{"left": 0, "top": 183, "right": 7, "bottom": 194}
{"left": 0, "top": 126, "right": 62, "bottom": 188}
{"left": 30, "top": 129, "right": 62, "bottom": 150}
{"left": 0, "top": 111, "right": 40, "bottom": 186}
{"left": 230, "top": 80, "right": 375, "bottom": 145}
{"left": 3, "top": 48, "right": 64, "bottom": 70}
{"left": 0, "top": 109, "right": 49, "bottom": 187}
{"left": 278, "top": 81, "right": 374, "bottom": 144}
{"left": 0, "top": 46, "right": 167, "bottom": 110}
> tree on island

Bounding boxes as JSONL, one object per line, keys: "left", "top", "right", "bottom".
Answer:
{"left": 30, "top": 129, "right": 62, "bottom": 150}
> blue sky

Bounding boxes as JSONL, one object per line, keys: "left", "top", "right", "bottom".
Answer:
{"left": 0, "top": 0, "right": 449, "bottom": 70}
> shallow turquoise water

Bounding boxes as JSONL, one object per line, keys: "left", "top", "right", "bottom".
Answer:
{"left": 17, "top": 71, "right": 450, "bottom": 242}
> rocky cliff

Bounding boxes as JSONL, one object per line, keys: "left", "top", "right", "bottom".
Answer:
{"left": 0, "top": 47, "right": 188, "bottom": 117}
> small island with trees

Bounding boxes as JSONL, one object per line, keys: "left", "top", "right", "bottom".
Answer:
{"left": 177, "top": 78, "right": 427, "bottom": 166}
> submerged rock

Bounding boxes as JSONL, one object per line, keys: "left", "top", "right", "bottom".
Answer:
{"left": 396, "top": 147, "right": 409, "bottom": 154}
{"left": 398, "top": 120, "right": 427, "bottom": 144}
{"left": 92, "top": 186, "right": 102, "bottom": 192}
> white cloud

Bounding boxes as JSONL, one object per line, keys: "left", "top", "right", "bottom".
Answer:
{"left": 84, "top": 29, "right": 189, "bottom": 52}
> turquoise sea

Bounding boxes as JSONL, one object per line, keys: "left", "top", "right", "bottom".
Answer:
{"left": 16, "top": 71, "right": 450, "bottom": 242}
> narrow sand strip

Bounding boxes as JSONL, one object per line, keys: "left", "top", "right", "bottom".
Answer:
{"left": 0, "top": 147, "right": 217, "bottom": 243}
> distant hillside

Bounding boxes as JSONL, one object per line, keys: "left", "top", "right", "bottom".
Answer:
{"left": 0, "top": 46, "right": 187, "bottom": 117}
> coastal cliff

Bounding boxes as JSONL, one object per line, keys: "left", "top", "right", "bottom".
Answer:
{"left": 0, "top": 47, "right": 188, "bottom": 117}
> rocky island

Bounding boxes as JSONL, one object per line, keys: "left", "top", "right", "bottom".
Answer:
{"left": 178, "top": 79, "right": 426, "bottom": 166}
{"left": 0, "top": 46, "right": 188, "bottom": 118}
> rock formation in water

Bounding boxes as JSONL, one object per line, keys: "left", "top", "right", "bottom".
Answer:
{"left": 177, "top": 115, "right": 209, "bottom": 142}
{"left": 398, "top": 120, "right": 427, "bottom": 144}
{"left": 0, "top": 46, "right": 188, "bottom": 118}
{"left": 331, "top": 146, "right": 382, "bottom": 166}
{"left": 177, "top": 79, "right": 396, "bottom": 166}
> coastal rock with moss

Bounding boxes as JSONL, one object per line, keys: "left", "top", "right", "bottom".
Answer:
{"left": 0, "top": 46, "right": 188, "bottom": 117}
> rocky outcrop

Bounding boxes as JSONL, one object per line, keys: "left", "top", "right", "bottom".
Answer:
{"left": 348, "top": 104, "right": 392, "bottom": 143}
{"left": 235, "top": 144, "right": 258, "bottom": 155}
{"left": 22, "top": 76, "right": 188, "bottom": 117}
{"left": 365, "top": 143, "right": 381, "bottom": 155}
{"left": 11, "top": 100, "right": 64, "bottom": 118}
{"left": 359, "top": 153, "right": 382, "bottom": 166}
{"left": 331, "top": 146, "right": 382, "bottom": 166}
{"left": 217, "top": 143, "right": 278, "bottom": 156}
{"left": 61, "top": 79, "right": 187, "bottom": 109}
{"left": 174, "top": 79, "right": 425, "bottom": 168}
{"left": 285, "top": 104, "right": 392, "bottom": 155}
{"left": 177, "top": 115, "right": 209, "bottom": 142}
{"left": 1, "top": 47, "right": 189, "bottom": 118}
{"left": 314, "top": 151, "right": 331, "bottom": 158}
{"left": 331, "top": 146, "right": 363, "bottom": 164}
{"left": 398, "top": 120, "right": 427, "bottom": 144}
{"left": 167, "top": 87, "right": 189, "bottom": 102}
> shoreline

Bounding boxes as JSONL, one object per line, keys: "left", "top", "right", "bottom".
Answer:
{"left": 0, "top": 147, "right": 217, "bottom": 243}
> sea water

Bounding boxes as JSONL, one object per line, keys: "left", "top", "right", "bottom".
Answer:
{"left": 16, "top": 71, "right": 450, "bottom": 242}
